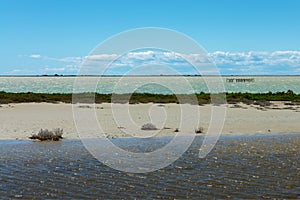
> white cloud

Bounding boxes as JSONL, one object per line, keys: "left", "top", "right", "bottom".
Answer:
{"left": 27, "top": 54, "right": 82, "bottom": 63}
{"left": 26, "top": 51, "right": 300, "bottom": 68}
{"left": 42, "top": 65, "right": 80, "bottom": 73}
{"left": 47, "top": 56, "right": 82, "bottom": 63}
{"left": 22, "top": 50, "right": 300, "bottom": 75}
{"left": 85, "top": 54, "right": 118, "bottom": 61}
{"left": 44, "top": 67, "right": 66, "bottom": 72}
{"left": 209, "top": 51, "right": 300, "bottom": 67}
{"left": 4, "top": 69, "right": 33, "bottom": 74}
{"left": 29, "top": 54, "right": 42, "bottom": 59}
{"left": 84, "top": 50, "right": 300, "bottom": 68}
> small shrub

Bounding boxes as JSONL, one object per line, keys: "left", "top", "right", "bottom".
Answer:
{"left": 195, "top": 127, "right": 204, "bottom": 134}
{"left": 78, "top": 105, "right": 92, "bottom": 109}
{"left": 141, "top": 123, "right": 158, "bottom": 130}
{"left": 29, "top": 128, "right": 63, "bottom": 141}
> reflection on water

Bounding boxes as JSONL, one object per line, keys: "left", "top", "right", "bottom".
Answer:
{"left": 1, "top": 134, "right": 299, "bottom": 199}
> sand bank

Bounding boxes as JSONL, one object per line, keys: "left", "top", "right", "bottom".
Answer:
{"left": 0, "top": 102, "right": 299, "bottom": 140}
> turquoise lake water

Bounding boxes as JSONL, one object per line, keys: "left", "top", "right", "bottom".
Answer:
{"left": 0, "top": 76, "right": 299, "bottom": 94}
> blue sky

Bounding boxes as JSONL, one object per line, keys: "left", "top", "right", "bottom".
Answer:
{"left": 1, "top": 0, "right": 300, "bottom": 75}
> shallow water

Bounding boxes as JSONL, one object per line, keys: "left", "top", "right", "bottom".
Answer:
{"left": 0, "top": 76, "right": 300, "bottom": 94}
{"left": 1, "top": 134, "right": 299, "bottom": 199}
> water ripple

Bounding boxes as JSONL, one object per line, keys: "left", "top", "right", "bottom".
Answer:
{"left": 0, "top": 134, "right": 299, "bottom": 199}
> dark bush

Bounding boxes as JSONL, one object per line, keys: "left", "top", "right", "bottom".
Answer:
{"left": 141, "top": 123, "right": 158, "bottom": 130}
{"left": 195, "top": 127, "right": 204, "bottom": 134}
{"left": 29, "top": 128, "right": 63, "bottom": 141}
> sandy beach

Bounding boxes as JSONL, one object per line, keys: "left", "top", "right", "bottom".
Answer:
{"left": 0, "top": 102, "right": 299, "bottom": 140}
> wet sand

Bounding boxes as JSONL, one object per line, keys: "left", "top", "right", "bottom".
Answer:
{"left": 0, "top": 102, "right": 299, "bottom": 140}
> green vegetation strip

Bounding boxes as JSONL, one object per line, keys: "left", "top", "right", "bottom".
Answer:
{"left": 0, "top": 90, "right": 299, "bottom": 104}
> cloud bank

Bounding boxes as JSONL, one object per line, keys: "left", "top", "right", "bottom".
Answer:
{"left": 8, "top": 51, "right": 300, "bottom": 75}
{"left": 86, "top": 50, "right": 300, "bottom": 75}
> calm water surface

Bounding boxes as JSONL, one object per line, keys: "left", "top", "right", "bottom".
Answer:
{"left": 1, "top": 134, "right": 299, "bottom": 199}
{"left": 0, "top": 76, "right": 299, "bottom": 94}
